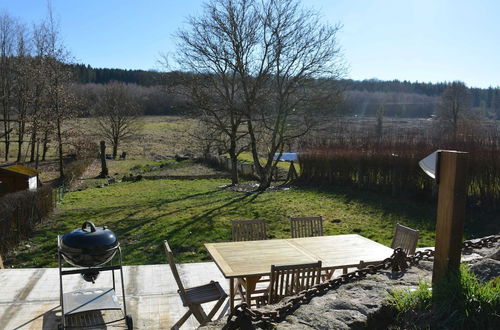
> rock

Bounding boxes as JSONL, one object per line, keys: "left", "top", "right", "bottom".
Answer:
{"left": 488, "top": 248, "right": 500, "bottom": 261}
{"left": 469, "top": 258, "right": 500, "bottom": 282}
{"left": 201, "top": 238, "right": 499, "bottom": 330}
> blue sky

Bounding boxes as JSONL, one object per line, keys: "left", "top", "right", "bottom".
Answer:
{"left": 2, "top": 0, "right": 499, "bottom": 88}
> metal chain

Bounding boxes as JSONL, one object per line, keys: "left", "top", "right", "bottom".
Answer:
{"left": 223, "top": 235, "right": 499, "bottom": 329}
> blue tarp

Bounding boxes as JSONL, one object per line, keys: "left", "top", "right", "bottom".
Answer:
{"left": 274, "top": 152, "right": 298, "bottom": 162}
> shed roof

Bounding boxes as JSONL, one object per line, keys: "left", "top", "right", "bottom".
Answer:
{"left": 0, "top": 165, "right": 39, "bottom": 177}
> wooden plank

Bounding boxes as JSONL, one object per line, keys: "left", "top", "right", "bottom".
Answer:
{"left": 205, "top": 235, "right": 394, "bottom": 278}
{"left": 205, "top": 239, "right": 316, "bottom": 278}
{"left": 432, "top": 150, "right": 468, "bottom": 285}
{"left": 288, "top": 235, "right": 393, "bottom": 268}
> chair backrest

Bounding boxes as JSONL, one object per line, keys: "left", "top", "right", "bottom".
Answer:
{"left": 290, "top": 216, "right": 323, "bottom": 238}
{"left": 391, "top": 223, "right": 419, "bottom": 256}
{"left": 232, "top": 219, "right": 267, "bottom": 241}
{"left": 268, "top": 261, "right": 322, "bottom": 304}
{"left": 163, "top": 240, "right": 186, "bottom": 297}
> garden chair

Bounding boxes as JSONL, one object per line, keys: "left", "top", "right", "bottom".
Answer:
{"left": 391, "top": 223, "right": 419, "bottom": 256}
{"left": 231, "top": 219, "right": 269, "bottom": 306}
{"left": 232, "top": 219, "right": 268, "bottom": 241}
{"left": 266, "top": 261, "right": 322, "bottom": 305}
{"left": 163, "top": 240, "right": 227, "bottom": 329}
{"left": 290, "top": 216, "right": 323, "bottom": 238}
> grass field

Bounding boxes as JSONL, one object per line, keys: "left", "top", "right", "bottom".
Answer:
{"left": 3, "top": 116, "right": 499, "bottom": 268}
{"left": 6, "top": 158, "right": 498, "bottom": 268}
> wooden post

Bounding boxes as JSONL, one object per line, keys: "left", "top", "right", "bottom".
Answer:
{"left": 0, "top": 254, "right": 4, "bottom": 269}
{"left": 99, "top": 141, "right": 108, "bottom": 178}
{"left": 432, "top": 150, "right": 469, "bottom": 286}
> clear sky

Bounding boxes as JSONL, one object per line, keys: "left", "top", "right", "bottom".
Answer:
{"left": 1, "top": 0, "right": 499, "bottom": 88}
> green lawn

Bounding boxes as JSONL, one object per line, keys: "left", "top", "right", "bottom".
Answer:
{"left": 6, "top": 157, "right": 499, "bottom": 268}
{"left": 6, "top": 177, "right": 441, "bottom": 268}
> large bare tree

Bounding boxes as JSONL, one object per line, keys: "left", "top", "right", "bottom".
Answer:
{"left": 176, "top": 0, "right": 344, "bottom": 190}
{"left": 95, "top": 82, "right": 141, "bottom": 159}
{"left": 437, "top": 81, "right": 471, "bottom": 142}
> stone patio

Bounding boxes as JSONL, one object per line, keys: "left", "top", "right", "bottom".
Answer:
{"left": 0, "top": 262, "right": 230, "bottom": 329}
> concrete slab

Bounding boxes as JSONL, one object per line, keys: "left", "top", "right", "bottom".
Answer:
{"left": 0, "top": 263, "right": 229, "bottom": 330}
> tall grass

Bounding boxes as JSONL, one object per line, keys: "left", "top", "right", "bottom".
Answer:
{"left": 299, "top": 121, "right": 500, "bottom": 207}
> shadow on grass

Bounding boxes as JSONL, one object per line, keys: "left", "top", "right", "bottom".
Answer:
{"left": 297, "top": 183, "right": 499, "bottom": 239}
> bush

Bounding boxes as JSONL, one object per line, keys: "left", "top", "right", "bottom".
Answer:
{"left": 0, "top": 185, "right": 54, "bottom": 255}
{"left": 299, "top": 127, "right": 500, "bottom": 207}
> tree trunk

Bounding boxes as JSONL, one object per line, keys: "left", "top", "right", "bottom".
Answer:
{"left": 35, "top": 139, "right": 40, "bottom": 169}
{"left": 29, "top": 130, "right": 36, "bottom": 162}
{"left": 2, "top": 103, "right": 10, "bottom": 161}
{"left": 230, "top": 154, "right": 239, "bottom": 185}
{"left": 257, "top": 171, "right": 272, "bottom": 191}
{"left": 56, "top": 118, "right": 64, "bottom": 179}
{"left": 112, "top": 140, "right": 118, "bottom": 159}
{"left": 228, "top": 137, "right": 239, "bottom": 185}
{"left": 99, "top": 141, "right": 108, "bottom": 178}
{"left": 41, "top": 130, "right": 49, "bottom": 161}
{"left": 16, "top": 120, "right": 25, "bottom": 162}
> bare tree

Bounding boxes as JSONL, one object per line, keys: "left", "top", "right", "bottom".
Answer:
{"left": 176, "top": 0, "right": 344, "bottom": 189}
{"left": 12, "top": 22, "right": 31, "bottom": 162}
{"left": 95, "top": 82, "right": 141, "bottom": 159}
{"left": 437, "top": 81, "right": 471, "bottom": 142}
{"left": 43, "top": 5, "right": 79, "bottom": 179}
{"left": 0, "top": 12, "right": 16, "bottom": 161}
{"left": 175, "top": 0, "right": 256, "bottom": 185}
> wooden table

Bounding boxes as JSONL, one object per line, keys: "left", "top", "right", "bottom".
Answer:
{"left": 205, "top": 234, "right": 394, "bottom": 310}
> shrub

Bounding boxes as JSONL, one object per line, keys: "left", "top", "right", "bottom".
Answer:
{"left": 299, "top": 126, "right": 500, "bottom": 207}
{"left": 387, "top": 265, "right": 500, "bottom": 329}
{"left": 0, "top": 185, "right": 54, "bottom": 255}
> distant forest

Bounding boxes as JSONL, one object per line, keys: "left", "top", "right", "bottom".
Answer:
{"left": 69, "top": 64, "right": 500, "bottom": 118}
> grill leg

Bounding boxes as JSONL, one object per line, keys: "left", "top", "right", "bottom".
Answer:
{"left": 58, "top": 250, "right": 66, "bottom": 329}
{"left": 118, "top": 248, "right": 128, "bottom": 316}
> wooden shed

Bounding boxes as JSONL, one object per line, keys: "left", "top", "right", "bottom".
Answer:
{"left": 0, "top": 165, "right": 41, "bottom": 196}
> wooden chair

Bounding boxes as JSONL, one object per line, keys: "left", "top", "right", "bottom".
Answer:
{"left": 267, "top": 261, "right": 322, "bottom": 305}
{"left": 391, "top": 223, "right": 419, "bottom": 256}
{"left": 232, "top": 219, "right": 268, "bottom": 241}
{"left": 164, "top": 240, "right": 227, "bottom": 329}
{"left": 290, "top": 216, "right": 323, "bottom": 238}
{"left": 231, "top": 219, "right": 269, "bottom": 306}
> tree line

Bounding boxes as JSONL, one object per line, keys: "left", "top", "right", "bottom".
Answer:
{"left": 69, "top": 64, "right": 500, "bottom": 115}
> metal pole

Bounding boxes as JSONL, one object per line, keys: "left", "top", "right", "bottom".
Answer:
{"left": 58, "top": 236, "right": 66, "bottom": 329}
{"left": 118, "top": 247, "right": 128, "bottom": 316}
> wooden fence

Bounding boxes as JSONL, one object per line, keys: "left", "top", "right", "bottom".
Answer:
{"left": 203, "top": 154, "right": 258, "bottom": 179}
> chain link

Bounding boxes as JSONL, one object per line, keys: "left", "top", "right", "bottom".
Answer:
{"left": 223, "top": 235, "right": 499, "bottom": 329}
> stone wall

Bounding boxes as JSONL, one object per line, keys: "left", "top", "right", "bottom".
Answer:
{"left": 202, "top": 240, "right": 499, "bottom": 329}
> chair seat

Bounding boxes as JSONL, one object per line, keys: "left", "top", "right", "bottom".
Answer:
{"left": 180, "top": 281, "right": 227, "bottom": 306}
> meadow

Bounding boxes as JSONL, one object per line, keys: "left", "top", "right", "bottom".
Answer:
{"left": 3, "top": 116, "right": 499, "bottom": 267}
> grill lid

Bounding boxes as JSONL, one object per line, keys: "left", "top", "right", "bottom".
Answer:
{"left": 62, "top": 221, "right": 118, "bottom": 251}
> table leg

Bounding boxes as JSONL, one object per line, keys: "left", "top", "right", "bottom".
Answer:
{"left": 229, "top": 278, "right": 235, "bottom": 312}
{"left": 242, "top": 276, "right": 261, "bottom": 307}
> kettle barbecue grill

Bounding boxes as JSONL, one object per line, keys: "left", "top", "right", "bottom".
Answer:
{"left": 58, "top": 221, "right": 133, "bottom": 329}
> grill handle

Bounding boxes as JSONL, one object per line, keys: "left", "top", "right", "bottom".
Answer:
{"left": 81, "top": 221, "right": 97, "bottom": 233}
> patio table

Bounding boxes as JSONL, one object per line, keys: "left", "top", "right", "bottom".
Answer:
{"left": 205, "top": 234, "right": 394, "bottom": 311}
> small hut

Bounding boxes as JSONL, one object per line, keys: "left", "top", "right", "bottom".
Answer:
{"left": 0, "top": 165, "right": 41, "bottom": 196}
